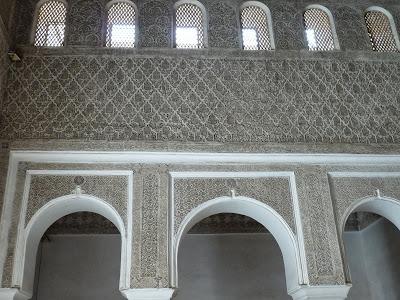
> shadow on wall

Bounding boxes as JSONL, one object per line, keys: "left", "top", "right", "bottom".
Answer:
{"left": 176, "top": 232, "right": 290, "bottom": 300}
{"left": 344, "top": 217, "right": 400, "bottom": 300}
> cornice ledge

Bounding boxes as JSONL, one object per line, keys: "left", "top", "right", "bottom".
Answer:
{"left": 0, "top": 288, "right": 30, "bottom": 300}
{"left": 121, "top": 288, "right": 175, "bottom": 300}
{"left": 289, "top": 285, "right": 351, "bottom": 300}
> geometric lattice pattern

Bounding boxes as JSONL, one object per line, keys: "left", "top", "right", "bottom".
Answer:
{"left": 2, "top": 55, "right": 400, "bottom": 144}
{"left": 106, "top": 1, "right": 136, "bottom": 48}
{"left": 365, "top": 10, "right": 399, "bottom": 52}
{"left": 241, "top": 5, "right": 272, "bottom": 50}
{"left": 34, "top": 0, "right": 66, "bottom": 47}
{"left": 175, "top": 3, "right": 205, "bottom": 48}
{"left": 304, "top": 8, "right": 335, "bottom": 51}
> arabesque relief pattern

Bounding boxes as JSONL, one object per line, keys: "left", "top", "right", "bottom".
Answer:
{"left": 26, "top": 174, "right": 129, "bottom": 225}
{"left": 2, "top": 55, "right": 400, "bottom": 143}
{"left": 172, "top": 176, "right": 295, "bottom": 233}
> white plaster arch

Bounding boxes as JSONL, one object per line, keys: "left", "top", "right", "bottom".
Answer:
{"left": 30, "top": 0, "right": 68, "bottom": 45}
{"left": 239, "top": 1, "right": 276, "bottom": 50}
{"left": 171, "top": 196, "right": 305, "bottom": 294}
{"left": 341, "top": 195, "right": 400, "bottom": 282}
{"left": 365, "top": 6, "right": 400, "bottom": 51}
{"left": 342, "top": 195, "right": 400, "bottom": 234}
{"left": 304, "top": 4, "right": 340, "bottom": 50}
{"left": 12, "top": 194, "right": 128, "bottom": 298}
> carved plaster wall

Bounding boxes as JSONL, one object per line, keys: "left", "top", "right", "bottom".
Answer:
{"left": 3, "top": 54, "right": 400, "bottom": 144}
{"left": 66, "top": 0, "right": 105, "bottom": 46}
{"left": 131, "top": 167, "right": 169, "bottom": 288}
{"left": 296, "top": 168, "right": 345, "bottom": 285}
{"left": 138, "top": 0, "right": 172, "bottom": 48}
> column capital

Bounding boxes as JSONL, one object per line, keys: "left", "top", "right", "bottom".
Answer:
{"left": 121, "top": 288, "right": 175, "bottom": 300}
{"left": 0, "top": 289, "right": 29, "bottom": 300}
{"left": 289, "top": 285, "right": 351, "bottom": 300}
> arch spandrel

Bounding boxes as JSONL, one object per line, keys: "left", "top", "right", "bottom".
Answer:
{"left": 328, "top": 172, "right": 400, "bottom": 233}
{"left": 26, "top": 174, "right": 129, "bottom": 227}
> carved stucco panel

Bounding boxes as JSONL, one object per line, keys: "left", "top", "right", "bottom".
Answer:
{"left": 66, "top": 0, "right": 105, "bottom": 46}
{"left": 26, "top": 175, "right": 128, "bottom": 227}
{"left": 4, "top": 55, "right": 400, "bottom": 144}
{"left": 132, "top": 168, "right": 169, "bottom": 288}
{"left": 173, "top": 176, "right": 295, "bottom": 234}
{"left": 206, "top": 0, "right": 239, "bottom": 48}
{"left": 140, "top": 173, "right": 159, "bottom": 278}
{"left": 139, "top": 0, "right": 172, "bottom": 48}
{"left": 296, "top": 168, "right": 345, "bottom": 285}
{"left": 329, "top": 175, "right": 400, "bottom": 232}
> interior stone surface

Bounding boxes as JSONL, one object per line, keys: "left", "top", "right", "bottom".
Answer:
{"left": 1, "top": 0, "right": 400, "bottom": 295}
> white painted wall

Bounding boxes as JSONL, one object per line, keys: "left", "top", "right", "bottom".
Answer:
{"left": 32, "top": 234, "right": 124, "bottom": 300}
{"left": 175, "top": 233, "right": 290, "bottom": 300}
{"left": 344, "top": 218, "right": 400, "bottom": 300}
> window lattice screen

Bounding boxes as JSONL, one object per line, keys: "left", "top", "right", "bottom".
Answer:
{"left": 303, "top": 8, "right": 335, "bottom": 51}
{"left": 175, "top": 3, "right": 205, "bottom": 49}
{"left": 365, "top": 10, "right": 399, "bottom": 52}
{"left": 34, "top": 1, "right": 66, "bottom": 47}
{"left": 106, "top": 2, "right": 136, "bottom": 48}
{"left": 240, "top": 5, "right": 272, "bottom": 50}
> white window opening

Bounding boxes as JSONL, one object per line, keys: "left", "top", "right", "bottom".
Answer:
{"left": 34, "top": 1, "right": 67, "bottom": 47}
{"left": 106, "top": 1, "right": 136, "bottom": 48}
{"left": 365, "top": 9, "right": 399, "bottom": 52}
{"left": 175, "top": 3, "right": 205, "bottom": 49}
{"left": 240, "top": 4, "right": 273, "bottom": 50}
{"left": 242, "top": 28, "right": 259, "bottom": 49}
{"left": 304, "top": 7, "right": 337, "bottom": 51}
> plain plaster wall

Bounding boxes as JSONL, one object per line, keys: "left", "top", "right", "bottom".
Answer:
{"left": 32, "top": 234, "right": 124, "bottom": 300}
{"left": 344, "top": 218, "right": 400, "bottom": 300}
{"left": 175, "top": 233, "right": 290, "bottom": 300}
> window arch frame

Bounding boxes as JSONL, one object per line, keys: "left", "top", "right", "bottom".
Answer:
{"left": 239, "top": 1, "right": 275, "bottom": 50}
{"left": 30, "top": 0, "right": 68, "bottom": 47}
{"left": 303, "top": 4, "right": 340, "bottom": 51}
{"left": 105, "top": 0, "right": 138, "bottom": 48}
{"left": 173, "top": 0, "right": 208, "bottom": 49}
{"left": 364, "top": 6, "right": 400, "bottom": 52}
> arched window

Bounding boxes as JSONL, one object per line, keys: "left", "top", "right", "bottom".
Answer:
{"left": 174, "top": 1, "right": 206, "bottom": 49}
{"left": 303, "top": 6, "right": 339, "bottom": 51}
{"left": 240, "top": 2, "right": 274, "bottom": 50}
{"left": 106, "top": 0, "right": 137, "bottom": 48}
{"left": 364, "top": 7, "right": 400, "bottom": 52}
{"left": 33, "top": 0, "right": 67, "bottom": 47}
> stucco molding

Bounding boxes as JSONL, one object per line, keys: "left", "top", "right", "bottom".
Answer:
{"left": 289, "top": 285, "right": 351, "bottom": 300}
{"left": 121, "top": 288, "right": 174, "bottom": 300}
{"left": 0, "top": 288, "right": 29, "bottom": 300}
